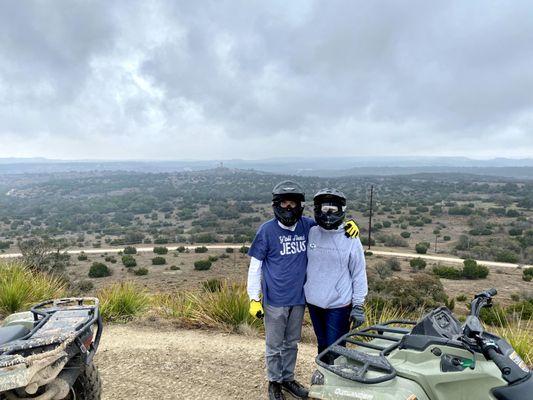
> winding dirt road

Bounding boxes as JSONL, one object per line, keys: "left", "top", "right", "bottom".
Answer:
{"left": 96, "top": 324, "right": 317, "bottom": 400}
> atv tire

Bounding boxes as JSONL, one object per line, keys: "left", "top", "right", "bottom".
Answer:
{"left": 71, "top": 362, "right": 102, "bottom": 400}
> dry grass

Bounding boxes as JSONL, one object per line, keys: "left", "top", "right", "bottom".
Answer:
{"left": 0, "top": 261, "right": 66, "bottom": 317}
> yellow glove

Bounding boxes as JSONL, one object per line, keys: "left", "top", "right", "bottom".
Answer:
{"left": 344, "top": 219, "right": 360, "bottom": 238}
{"left": 249, "top": 300, "right": 264, "bottom": 319}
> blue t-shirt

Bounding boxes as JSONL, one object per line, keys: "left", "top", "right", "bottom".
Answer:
{"left": 248, "top": 217, "right": 315, "bottom": 307}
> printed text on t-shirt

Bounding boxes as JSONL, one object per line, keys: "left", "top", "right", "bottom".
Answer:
{"left": 279, "top": 234, "right": 306, "bottom": 255}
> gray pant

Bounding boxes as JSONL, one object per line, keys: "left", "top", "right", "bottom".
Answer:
{"left": 264, "top": 304, "right": 305, "bottom": 382}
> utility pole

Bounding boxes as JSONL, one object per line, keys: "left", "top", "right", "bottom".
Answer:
{"left": 435, "top": 234, "right": 438, "bottom": 253}
{"left": 368, "top": 185, "right": 374, "bottom": 250}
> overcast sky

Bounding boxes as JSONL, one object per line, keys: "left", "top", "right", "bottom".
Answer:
{"left": 0, "top": 0, "right": 532, "bottom": 160}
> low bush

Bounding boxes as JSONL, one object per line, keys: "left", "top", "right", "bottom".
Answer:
{"left": 239, "top": 245, "right": 250, "bottom": 254}
{"left": 152, "top": 256, "right": 166, "bottom": 265}
{"left": 400, "top": 231, "right": 411, "bottom": 238}
{"left": 77, "top": 252, "right": 88, "bottom": 261}
{"left": 415, "top": 242, "right": 430, "bottom": 254}
{"left": 153, "top": 246, "right": 168, "bottom": 255}
{"left": 177, "top": 246, "right": 186, "bottom": 253}
{"left": 98, "top": 282, "right": 149, "bottom": 322}
{"left": 443, "top": 235, "right": 451, "bottom": 241}
{"left": 195, "top": 246, "right": 208, "bottom": 253}
{"left": 170, "top": 265, "right": 180, "bottom": 271}
{"left": 134, "top": 267, "right": 148, "bottom": 276}
{"left": 376, "top": 234, "right": 408, "bottom": 247}
{"left": 374, "top": 262, "right": 393, "bottom": 280}
{"left": 225, "top": 247, "right": 234, "bottom": 253}
{"left": 121, "top": 255, "right": 137, "bottom": 268}
{"left": 0, "top": 261, "right": 66, "bottom": 315}
{"left": 456, "top": 294, "right": 468, "bottom": 302}
{"left": 479, "top": 304, "right": 508, "bottom": 327}
{"left": 433, "top": 265, "right": 462, "bottom": 279}
{"left": 409, "top": 257, "right": 427, "bottom": 271}
{"left": 521, "top": 267, "right": 533, "bottom": 282}
{"left": 462, "top": 259, "right": 489, "bottom": 279}
{"left": 88, "top": 262, "right": 111, "bottom": 278}
{"left": 386, "top": 258, "right": 401, "bottom": 271}
{"left": 74, "top": 280, "right": 94, "bottom": 293}
{"left": 507, "top": 300, "right": 533, "bottom": 320}
{"left": 369, "top": 274, "right": 448, "bottom": 311}
{"left": 208, "top": 256, "right": 218, "bottom": 262}
{"left": 123, "top": 246, "right": 137, "bottom": 254}
{"left": 194, "top": 260, "right": 212, "bottom": 271}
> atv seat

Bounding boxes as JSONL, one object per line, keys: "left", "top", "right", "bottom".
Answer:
{"left": 0, "top": 325, "right": 30, "bottom": 346}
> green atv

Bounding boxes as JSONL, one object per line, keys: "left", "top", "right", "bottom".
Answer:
{"left": 309, "top": 289, "right": 531, "bottom": 400}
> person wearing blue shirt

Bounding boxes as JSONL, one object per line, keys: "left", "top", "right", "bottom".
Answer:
{"left": 247, "top": 181, "right": 361, "bottom": 400}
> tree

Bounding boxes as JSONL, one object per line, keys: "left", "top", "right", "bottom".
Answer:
{"left": 122, "top": 255, "right": 137, "bottom": 268}
{"left": 462, "top": 259, "right": 489, "bottom": 279}
{"left": 194, "top": 260, "right": 212, "bottom": 271}
{"left": 19, "top": 238, "right": 70, "bottom": 273}
{"left": 410, "top": 257, "right": 427, "bottom": 271}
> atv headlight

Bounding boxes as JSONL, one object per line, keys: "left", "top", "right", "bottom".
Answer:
{"left": 311, "top": 369, "right": 324, "bottom": 385}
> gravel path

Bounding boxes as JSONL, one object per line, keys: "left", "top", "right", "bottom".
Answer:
{"left": 96, "top": 324, "right": 317, "bottom": 400}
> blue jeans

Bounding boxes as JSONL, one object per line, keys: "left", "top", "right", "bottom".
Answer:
{"left": 307, "top": 303, "right": 351, "bottom": 355}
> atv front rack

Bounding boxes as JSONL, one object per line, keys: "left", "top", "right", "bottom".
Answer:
{"left": 316, "top": 319, "right": 416, "bottom": 384}
{"left": 0, "top": 297, "right": 102, "bottom": 365}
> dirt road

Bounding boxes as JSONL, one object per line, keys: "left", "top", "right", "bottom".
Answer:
{"left": 2, "top": 244, "right": 530, "bottom": 269}
{"left": 96, "top": 324, "right": 317, "bottom": 400}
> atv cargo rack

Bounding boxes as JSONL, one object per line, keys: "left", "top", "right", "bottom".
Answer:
{"left": 0, "top": 297, "right": 102, "bottom": 365}
{"left": 316, "top": 319, "right": 417, "bottom": 384}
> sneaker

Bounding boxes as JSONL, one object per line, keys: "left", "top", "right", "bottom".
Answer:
{"left": 268, "top": 381, "right": 286, "bottom": 400}
{"left": 281, "top": 380, "right": 309, "bottom": 399}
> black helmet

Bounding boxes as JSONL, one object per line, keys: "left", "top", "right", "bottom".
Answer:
{"left": 272, "top": 180, "right": 305, "bottom": 226}
{"left": 313, "top": 188, "right": 346, "bottom": 230}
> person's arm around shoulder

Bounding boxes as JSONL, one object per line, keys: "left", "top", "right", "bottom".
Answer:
{"left": 348, "top": 237, "right": 368, "bottom": 328}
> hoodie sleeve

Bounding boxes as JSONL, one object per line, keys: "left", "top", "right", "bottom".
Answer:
{"left": 247, "top": 256, "right": 262, "bottom": 301}
{"left": 348, "top": 238, "right": 368, "bottom": 306}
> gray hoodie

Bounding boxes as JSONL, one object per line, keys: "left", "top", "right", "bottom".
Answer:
{"left": 304, "top": 225, "right": 368, "bottom": 309}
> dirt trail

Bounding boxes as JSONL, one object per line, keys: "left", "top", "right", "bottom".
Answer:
{"left": 96, "top": 324, "right": 317, "bottom": 400}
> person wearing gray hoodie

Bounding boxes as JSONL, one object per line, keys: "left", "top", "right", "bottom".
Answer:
{"left": 304, "top": 188, "right": 368, "bottom": 360}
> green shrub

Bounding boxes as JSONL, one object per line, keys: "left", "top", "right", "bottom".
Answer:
{"left": 208, "top": 255, "right": 218, "bottom": 262}
{"left": 522, "top": 268, "right": 533, "bottom": 282}
{"left": 462, "top": 259, "right": 489, "bottom": 279}
{"left": 374, "top": 262, "right": 393, "bottom": 280}
{"left": 177, "top": 246, "right": 186, "bottom": 253}
{"left": 495, "top": 250, "right": 518, "bottom": 263}
{"left": 133, "top": 267, "right": 148, "bottom": 276}
{"left": 170, "top": 265, "right": 180, "bottom": 271}
{"left": 415, "top": 242, "right": 430, "bottom": 254}
{"left": 364, "top": 251, "right": 373, "bottom": 256}
{"left": 433, "top": 265, "right": 463, "bottom": 279}
{"left": 400, "top": 231, "right": 411, "bottom": 238}
{"left": 195, "top": 246, "right": 208, "bottom": 253}
{"left": 194, "top": 260, "right": 212, "bottom": 271}
{"left": 386, "top": 258, "right": 401, "bottom": 271}
{"left": 369, "top": 274, "right": 448, "bottom": 311}
{"left": 74, "top": 280, "right": 94, "bottom": 293}
{"left": 239, "top": 245, "right": 250, "bottom": 254}
{"left": 456, "top": 294, "right": 468, "bottom": 302}
{"left": 123, "top": 246, "right": 137, "bottom": 254}
{"left": 443, "top": 235, "right": 451, "bottom": 241}
{"left": 77, "top": 252, "right": 88, "bottom": 261}
{"left": 0, "top": 261, "right": 66, "bottom": 315}
{"left": 121, "top": 255, "right": 137, "bottom": 268}
{"left": 382, "top": 221, "right": 391, "bottom": 228}
{"left": 479, "top": 305, "right": 508, "bottom": 327}
{"left": 225, "top": 247, "right": 234, "bottom": 253}
{"left": 88, "top": 262, "right": 111, "bottom": 278}
{"left": 510, "top": 293, "right": 520, "bottom": 302}
{"left": 153, "top": 246, "right": 168, "bottom": 255}
{"left": 202, "top": 278, "right": 223, "bottom": 292}
{"left": 98, "top": 282, "right": 149, "bottom": 322}
{"left": 410, "top": 257, "right": 427, "bottom": 271}
{"left": 152, "top": 256, "right": 166, "bottom": 265}
{"left": 507, "top": 300, "right": 533, "bottom": 320}
{"left": 376, "top": 234, "right": 408, "bottom": 247}
{"left": 508, "top": 228, "right": 523, "bottom": 236}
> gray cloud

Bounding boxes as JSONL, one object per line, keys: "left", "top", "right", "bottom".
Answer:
{"left": 0, "top": 0, "right": 532, "bottom": 159}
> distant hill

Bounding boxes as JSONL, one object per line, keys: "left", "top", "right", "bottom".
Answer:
{"left": 0, "top": 157, "right": 531, "bottom": 179}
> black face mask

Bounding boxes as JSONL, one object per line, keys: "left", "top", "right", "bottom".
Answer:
{"left": 314, "top": 203, "right": 345, "bottom": 230}
{"left": 273, "top": 202, "right": 304, "bottom": 226}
